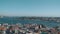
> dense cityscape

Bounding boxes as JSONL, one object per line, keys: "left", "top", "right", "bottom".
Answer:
{"left": 0, "top": 16, "right": 60, "bottom": 34}
{"left": 0, "top": 0, "right": 60, "bottom": 34}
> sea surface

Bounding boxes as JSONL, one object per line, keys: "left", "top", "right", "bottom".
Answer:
{"left": 0, "top": 17, "right": 60, "bottom": 28}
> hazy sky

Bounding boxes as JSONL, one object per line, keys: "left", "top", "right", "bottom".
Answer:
{"left": 0, "top": 0, "right": 60, "bottom": 17}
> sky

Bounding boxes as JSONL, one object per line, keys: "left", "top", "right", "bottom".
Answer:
{"left": 0, "top": 0, "right": 60, "bottom": 17}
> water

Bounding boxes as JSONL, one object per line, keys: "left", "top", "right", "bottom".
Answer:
{"left": 0, "top": 17, "right": 60, "bottom": 27}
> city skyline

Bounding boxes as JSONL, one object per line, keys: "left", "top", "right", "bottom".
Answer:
{"left": 0, "top": 0, "right": 60, "bottom": 17}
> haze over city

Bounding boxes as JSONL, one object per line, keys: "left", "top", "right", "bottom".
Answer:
{"left": 0, "top": 0, "right": 60, "bottom": 17}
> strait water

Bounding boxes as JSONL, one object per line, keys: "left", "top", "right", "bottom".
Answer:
{"left": 0, "top": 17, "right": 60, "bottom": 27}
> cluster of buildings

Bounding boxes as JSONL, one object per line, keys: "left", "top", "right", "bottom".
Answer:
{"left": 0, "top": 23, "right": 60, "bottom": 34}
{"left": 14, "top": 17, "right": 60, "bottom": 23}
